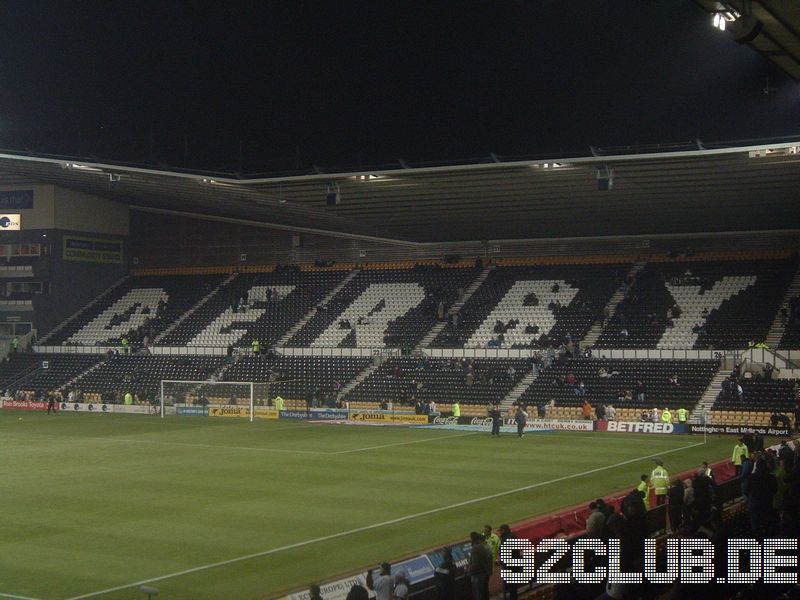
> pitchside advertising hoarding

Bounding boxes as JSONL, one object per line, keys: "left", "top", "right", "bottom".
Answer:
{"left": 349, "top": 412, "right": 430, "bottom": 424}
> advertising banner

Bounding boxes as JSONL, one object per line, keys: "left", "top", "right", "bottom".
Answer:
{"left": 282, "top": 574, "right": 369, "bottom": 600}
{"left": 59, "top": 402, "right": 111, "bottom": 412}
{"left": 63, "top": 235, "right": 123, "bottom": 264}
{"left": 0, "top": 190, "right": 33, "bottom": 209}
{"left": 309, "top": 408, "right": 349, "bottom": 421}
{"left": 689, "top": 424, "right": 790, "bottom": 436}
{"left": 176, "top": 405, "right": 208, "bottom": 417}
{"left": 254, "top": 407, "right": 279, "bottom": 420}
{"left": 0, "top": 214, "right": 21, "bottom": 230}
{"left": 2, "top": 400, "right": 49, "bottom": 411}
{"left": 208, "top": 405, "right": 249, "bottom": 418}
{"left": 279, "top": 410, "right": 309, "bottom": 420}
{"left": 113, "top": 405, "right": 156, "bottom": 414}
{"left": 369, "top": 555, "right": 435, "bottom": 585}
{"left": 349, "top": 412, "right": 429, "bottom": 424}
{"left": 596, "top": 421, "right": 686, "bottom": 435}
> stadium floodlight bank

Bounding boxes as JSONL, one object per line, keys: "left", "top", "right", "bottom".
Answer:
{"left": 160, "top": 380, "right": 255, "bottom": 420}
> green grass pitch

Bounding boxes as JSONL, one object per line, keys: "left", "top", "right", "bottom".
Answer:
{"left": 1, "top": 411, "right": 739, "bottom": 600}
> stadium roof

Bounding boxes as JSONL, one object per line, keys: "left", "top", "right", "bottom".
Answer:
{"left": 1, "top": 138, "right": 799, "bottom": 244}
{"left": 694, "top": 0, "right": 800, "bottom": 81}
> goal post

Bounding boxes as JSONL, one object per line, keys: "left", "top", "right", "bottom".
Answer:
{"left": 160, "top": 380, "right": 255, "bottom": 421}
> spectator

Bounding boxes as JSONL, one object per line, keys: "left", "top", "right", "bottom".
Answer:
{"left": 309, "top": 584, "right": 323, "bottom": 600}
{"left": 667, "top": 478, "right": 683, "bottom": 532}
{"left": 393, "top": 571, "right": 409, "bottom": 600}
{"left": 433, "top": 547, "right": 456, "bottom": 600}
{"left": 498, "top": 524, "right": 518, "bottom": 600}
{"left": 581, "top": 399, "right": 594, "bottom": 420}
{"left": 586, "top": 501, "right": 605, "bottom": 537}
{"left": 468, "top": 531, "right": 493, "bottom": 600}
{"left": 366, "top": 562, "right": 394, "bottom": 600}
{"left": 346, "top": 585, "right": 369, "bottom": 600}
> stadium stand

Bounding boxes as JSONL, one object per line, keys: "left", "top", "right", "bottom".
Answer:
{"left": 286, "top": 264, "right": 477, "bottom": 348}
{"left": 220, "top": 354, "right": 371, "bottom": 404}
{"left": 711, "top": 377, "right": 799, "bottom": 414}
{"left": 158, "top": 268, "right": 348, "bottom": 348}
{"left": 517, "top": 358, "right": 719, "bottom": 411}
{"left": 597, "top": 257, "right": 798, "bottom": 349}
{"left": 433, "top": 263, "right": 628, "bottom": 348}
{"left": 344, "top": 357, "right": 530, "bottom": 407}
{"left": 779, "top": 295, "right": 800, "bottom": 348}
{"left": 44, "top": 275, "right": 226, "bottom": 347}
{"left": 0, "top": 352, "right": 103, "bottom": 394}
{"left": 67, "top": 354, "right": 226, "bottom": 402}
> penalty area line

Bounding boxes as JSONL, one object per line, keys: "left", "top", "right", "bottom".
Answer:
{"left": 63, "top": 440, "right": 703, "bottom": 600}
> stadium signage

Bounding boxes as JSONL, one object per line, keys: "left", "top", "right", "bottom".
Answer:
{"left": 283, "top": 574, "right": 369, "bottom": 600}
{"left": 114, "top": 405, "right": 156, "bottom": 414}
{"left": 60, "top": 402, "right": 110, "bottom": 412}
{"left": 349, "top": 412, "right": 429, "bottom": 424}
{"left": 432, "top": 416, "right": 459, "bottom": 425}
{"left": 2, "top": 400, "right": 49, "bottom": 411}
{"left": 309, "top": 408, "right": 349, "bottom": 420}
{"left": 254, "top": 407, "right": 279, "bottom": 419}
{"left": 689, "top": 424, "right": 790, "bottom": 436}
{"left": 597, "top": 421, "right": 687, "bottom": 434}
{"left": 176, "top": 405, "right": 208, "bottom": 416}
{"left": 0, "top": 190, "right": 33, "bottom": 209}
{"left": 63, "top": 235, "right": 123, "bottom": 264}
{"left": 0, "top": 214, "right": 21, "bottom": 230}
{"left": 208, "top": 406, "right": 249, "bottom": 418}
{"left": 279, "top": 410, "right": 308, "bottom": 420}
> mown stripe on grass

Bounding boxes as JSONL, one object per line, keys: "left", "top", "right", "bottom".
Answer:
{"left": 63, "top": 440, "right": 704, "bottom": 600}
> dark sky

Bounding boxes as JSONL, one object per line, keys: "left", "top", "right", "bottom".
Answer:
{"left": 0, "top": 0, "right": 797, "bottom": 173}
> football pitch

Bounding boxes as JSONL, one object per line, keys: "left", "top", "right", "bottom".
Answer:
{"left": 1, "top": 411, "right": 737, "bottom": 600}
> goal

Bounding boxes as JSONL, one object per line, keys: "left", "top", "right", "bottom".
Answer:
{"left": 160, "top": 380, "right": 255, "bottom": 420}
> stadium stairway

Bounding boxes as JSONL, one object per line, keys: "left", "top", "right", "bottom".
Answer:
{"left": 688, "top": 366, "right": 728, "bottom": 424}
{"left": 766, "top": 262, "right": 800, "bottom": 348}
{"left": 154, "top": 272, "right": 237, "bottom": 345}
{"left": 581, "top": 259, "right": 645, "bottom": 349}
{"left": 500, "top": 367, "right": 538, "bottom": 412}
{"left": 38, "top": 275, "right": 130, "bottom": 344}
{"left": 415, "top": 264, "right": 494, "bottom": 350}
{"left": 276, "top": 268, "right": 361, "bottom": 347}
{"left": 58, "top": 358, "right": 109, "bottom": 394}
{"left": 338, "top": 362, "right": 381, "bottom": 399}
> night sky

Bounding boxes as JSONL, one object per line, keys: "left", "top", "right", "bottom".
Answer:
{"left": 0, "top": 0, "right": 797, "bottom": 173}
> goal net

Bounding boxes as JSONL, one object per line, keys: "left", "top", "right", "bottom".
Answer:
{"left": 160, "top": 380, "right": 255, "bottom": 420}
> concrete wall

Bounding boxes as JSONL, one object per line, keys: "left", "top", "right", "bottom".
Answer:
{"left": 54, "top": 187, "right": 129, "bottom": 236}
{"left": 33, "top": 229, "right": 127, "bottom": 336}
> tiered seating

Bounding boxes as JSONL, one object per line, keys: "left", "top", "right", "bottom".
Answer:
{"left": 159, "top": 268, "right": 348, "bottom": 348}
{"left": 345, "top": 357, "right": 530, "bottom": 407}
{"left": 0, "top": 353, "right": 103, "bottom": 393}
{"left": 517, "top": 358, "right": 719, "bottom": 410}
{"left": 779, "top": 296, "right": 800, "bottom": 348}
{"left": 287, "top": 265, "right": 476, "bottom": 348}
{"left": 221, "top": 355, "right": 370, "bottom": 403}
{"left": 70, "top": 355, "right": 225, "bottom": 402}
{"left": 712, "top": 378, "right": 799, "bottom": 413}
{"left": 46, "top": 275, "right": 226, "bottom": 347}
{"left": 433, "top": 264, "right": 627, "bottom": 348}
{"left": 597, "top": 258, "right": 797, "bottom": 349}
